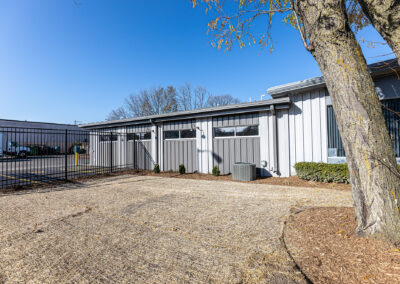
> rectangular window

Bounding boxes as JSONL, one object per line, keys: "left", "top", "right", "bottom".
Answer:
{"left": 140, "top": 132, "right": 151, "bottom": 140}
{"left": 236, "top": 125, "right": 259, "bottom": 136}
{"left": 164, "top": 130, "right": 179, "bottom": 139}
{"left": 127, "top": 133, "right": 139, "bottom": 141}
{"left": 214, "top": 127, "right": 235, "bottom": 137}
{"left": 327, "top": 99, "right": 400, "bottom": 157}
{"left": 100, "top": 134, "right": 118, "bottom": 142}
{"left": 327, "top": 105, "right": 345, "bottom": 157}
{"left": 180, "top": 129, "right": 196, "bottom": 139}
{"left": 127, "top": 132, "right": 151, "bottom": 141}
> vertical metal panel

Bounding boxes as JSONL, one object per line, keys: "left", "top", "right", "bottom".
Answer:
{"left": 302, "top": 91, "right": 313, "bottom": 161}
{"left": 293, "top": 93, "right": 305, "bottom": 164}
{"left": 289, "top": 97, "right": 297, "bottom": 175}
{"left": 311, "top": 90, "right": 322, "bottom": 161}
{"left": 163, "top": 120, "right": 195, "bottom": 131}
{"left": 212, "top": 113, "right": 259, "bottom": 127}
{"left": 259, "top": 111, "right": 270, "bottom": 177}
{"left": 213, "top": 137, "right": 260, "bottom": 175}
{"left": 135, "top": 140, "right": 153, "bottom": 170}
{"left": 277, "top": 109, "right": 290, "bottom": 177}
{"left": 163, "top": 139, "right": 197, "bottom": 172}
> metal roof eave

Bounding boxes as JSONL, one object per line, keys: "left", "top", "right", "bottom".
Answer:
{"left": 80, "top": 97, "right": 291, "bottom": 129}
{"left": 268, "top": 59, "right": 400, "bottom": 98}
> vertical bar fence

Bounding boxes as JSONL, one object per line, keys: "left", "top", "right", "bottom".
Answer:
{"left": 0, "top": 127, "right": 140, "bottom": 190}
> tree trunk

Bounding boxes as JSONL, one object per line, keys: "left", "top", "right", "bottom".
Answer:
{"left": 295, "top": 0, "right": 400, "bottom": 244}
{"left": 357, "top": 0, "right": 400, "bottom": 64}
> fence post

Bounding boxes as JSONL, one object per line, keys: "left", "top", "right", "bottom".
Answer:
{"left": 65, "top": 129, "right": 68, "bottom": 181}
{"left": 133, "top": 134, "right": 136, "bottom": 170}
{"left": 110, "top": 132, "right": 113, "bottom": 173}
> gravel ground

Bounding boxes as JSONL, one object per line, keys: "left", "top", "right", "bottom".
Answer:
{"left": 0, "top": 175, "right": 353, "bottom": 283}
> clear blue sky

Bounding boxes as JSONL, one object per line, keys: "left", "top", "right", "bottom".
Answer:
{"left": 0, "top": 0, "right": 394, "bottom": 124}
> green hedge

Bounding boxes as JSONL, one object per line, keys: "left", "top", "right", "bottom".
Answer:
{"left": 295, "top": 162, "right": 400, "bottom": 184}
{"left": 295, "top": 162, "right": 350, "bottom": 183}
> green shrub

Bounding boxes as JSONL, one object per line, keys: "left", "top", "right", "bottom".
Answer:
{"left": 212, "top": 166, "right": 220, "bottom": 177}
{"left": 295, "top": 162, "right": 400, "bottom": 184}
{"left": 153, "top": 163, "right": 160, "bottom": 174}
{"left": 294, "top": 162, "right": 350, "bottom": 184}
{"left": 178, "top": 164, "right": 186, "bottom": 175}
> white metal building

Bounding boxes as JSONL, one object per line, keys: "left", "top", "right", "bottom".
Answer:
{"left": 80, "top": 60, "right": 400, "bottom": 177}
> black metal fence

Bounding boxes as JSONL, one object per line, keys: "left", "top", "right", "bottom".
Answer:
{"left": 0, "top": 127, "right": 143, "bottom": 189}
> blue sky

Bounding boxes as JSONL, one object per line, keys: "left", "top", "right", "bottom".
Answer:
{"left": 0, "top": 0, "right": 394, "bottom": 124}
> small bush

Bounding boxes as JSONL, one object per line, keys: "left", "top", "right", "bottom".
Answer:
{"left": 295, "top": 162, "right": 349, "bottom": 184}
{"left": 212, "top": 166, "right": 220, "bottom": 176}
{"left": 153, "top": 163, "right": 160, "bottom": 174}
{"left": 295, "top": 162, "right": 400, "bottom": 184}
{"left": 178, "top": 164, "right": 186, "bottom": 175}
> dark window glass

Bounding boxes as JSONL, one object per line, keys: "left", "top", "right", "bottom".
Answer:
{"left": 164, "top": 130, "right": 179, "bottom": 139}
{"left": 180, "top": 129, "right": 196, "bottom": 139}
{"left": 327, "top": 105, "right": 346, "bottom": 157}
{"left": 140, "top": 132, "right": 151, "bottom": 140}
{"left": 100, "top": 134, "right": 118, "bottom": 142}
{"left": 127, "top": 133, "right": 139, "bottom": 141}
{"left": 236, "top": 125, "right": 259, "bottom": 136}
{"left": 328, "top": 99, "right": 400, "bottom": 158}
{"left": 214, "top": 127, "right": 235, "bottom": 137}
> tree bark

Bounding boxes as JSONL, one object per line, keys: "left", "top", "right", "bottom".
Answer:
{"left": 357, "top": 0, "right": 400, "bottom": 64}
{"left": 295, "top": 0, "right": 400, "bottom": 244}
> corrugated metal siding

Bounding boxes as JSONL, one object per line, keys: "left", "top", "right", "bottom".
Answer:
{"left": 162, "top": 119, "right": 197, "bottom": 172}
{"left": 163, "top": 140, "right": 197, "bottom": 172}
{"left": 213, "top": 138, "right": 260, "bottom": 174}
{"left": 163, "top": 120, "right": 195, "bottom": 130}
{"left": 126, "top": 124, "right": 152, "bottom": 133}
{"left": 286, "top": 89, "right": 328, "bottom": 176}
{"left": 136, "top": 140, "right": 153, "bottom": 170}
{"left": 196, "top": 118, "right": 213, "bottom": 174}
{"left": 277, "top": 110, "right": 290, "bottom": 177}
{"left": 212, "top": 113, "right": 259, "bottom": 127}
{"left": 259, "top": 111, "right": 271, "bottom": 177}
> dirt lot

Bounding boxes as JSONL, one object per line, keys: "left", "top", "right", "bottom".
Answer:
{"left": 0, "top": 175, "right": 353, "bottom": 283}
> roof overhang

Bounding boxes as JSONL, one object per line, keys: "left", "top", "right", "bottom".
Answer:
{"left": 268, "top": 59, "right": 400, "bottom": 98}
{"left": 80, "top": 97, "right": 291, "bottom": 129}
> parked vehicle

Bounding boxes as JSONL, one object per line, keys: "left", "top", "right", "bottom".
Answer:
{"left": 29, "top": 145, "right": 60, "bottom": 156}
{"left": 6, "top": 141, "right": 31, "bottom": 158}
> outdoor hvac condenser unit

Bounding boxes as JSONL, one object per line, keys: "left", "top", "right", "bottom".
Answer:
{"left": 232, "top": 162, "right": 256, "bottom": 181}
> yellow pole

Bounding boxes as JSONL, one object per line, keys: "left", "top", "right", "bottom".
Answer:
{"left": 75, "top": 152, "right": 79, "bottom": 166}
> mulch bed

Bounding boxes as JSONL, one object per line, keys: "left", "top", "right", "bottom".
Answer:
{"left": 284, "top": 207, "right": 400, "bottom": 283}
{"left": 134, "top": 170, "right": 351, "bottom": 191}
